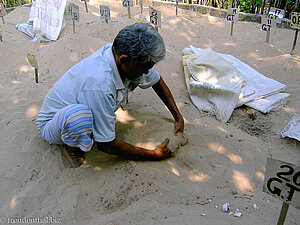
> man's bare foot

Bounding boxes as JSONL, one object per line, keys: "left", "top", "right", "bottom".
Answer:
{"left": 62, "top": 145, "right": 85, "bottom": 168}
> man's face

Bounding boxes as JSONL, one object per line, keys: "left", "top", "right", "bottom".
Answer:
{"left": 123, "top": 61, "right": 155, "bottom": 80}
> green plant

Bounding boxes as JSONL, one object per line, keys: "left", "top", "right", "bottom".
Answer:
{"left": 240, "top": 0, "right": 257, "bottom": 13}
{"left": 1, "top": 0, "right": 20, "bottom": 7}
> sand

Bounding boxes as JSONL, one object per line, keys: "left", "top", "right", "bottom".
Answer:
{"left": 0, "top": 0, "right": 299, "bottom": 224}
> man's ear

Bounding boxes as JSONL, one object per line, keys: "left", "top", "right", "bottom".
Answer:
{"left": 119, "top": 55, "right": 130, "bottom": 65}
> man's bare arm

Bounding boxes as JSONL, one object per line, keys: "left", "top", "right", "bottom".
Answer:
{"left": 152, "top": 77, "right": 184, "bottom": 134}
{"left": 96, "top": 138, "right": 171, "bottom": 160}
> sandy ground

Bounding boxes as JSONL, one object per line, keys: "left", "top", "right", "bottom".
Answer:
{"left": 0, "top": 0, "right": 299, "bottom": 224}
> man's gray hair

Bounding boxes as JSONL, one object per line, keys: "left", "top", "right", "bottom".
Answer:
{"left": 112, "top": 22, "right": 166, "bottom": 64}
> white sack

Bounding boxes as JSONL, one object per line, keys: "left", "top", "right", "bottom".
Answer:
{"left": 27, "top": 0, "right": 67, "bottom": 41}
{"left": 183, "top": 47, "right": 244, "bottom": 123}
{"left": 281, "top": 116, "right": 300, "bottom": 141}
{"left": 183, "top": 45, "right": 289, "bottom": 122}
{"left": 218, "top": 53, "right": 287, "bottom": 107}
{"left": 245, "top": 93, "right": 290, "bottom": 113}
{"left": 16, "top": 23, "right": 35, "bottom": 38}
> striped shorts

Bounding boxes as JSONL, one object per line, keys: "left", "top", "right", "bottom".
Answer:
{"left": 40, "top": 104, "right": 94, "bottom": 152}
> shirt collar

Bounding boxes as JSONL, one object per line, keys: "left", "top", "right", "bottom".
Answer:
{"left": 104, "top": 44, "right": 124, "bottom": 90}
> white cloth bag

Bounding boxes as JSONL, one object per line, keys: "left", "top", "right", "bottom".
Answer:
{"left": 183, "top": 47, "right": 244, "bottom": 123}
{"left": 183, "top": 45, "right": 290, "bottom": 122}
{"left": 281, "top": 116, "right": 300, "bottom": 141}
{"left": 27, "top": 0, "right": 67, "bottom": 41}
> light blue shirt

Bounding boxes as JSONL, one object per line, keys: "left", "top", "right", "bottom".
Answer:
{"left": 36, "top": 43, "right": 160, "bottom": 142}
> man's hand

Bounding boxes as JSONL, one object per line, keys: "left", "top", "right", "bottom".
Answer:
{"left": 174, "top": 116, "right": 184, "bottom": 134}
{"left": 152, "top": 138, "right": 172, "bottom": 159}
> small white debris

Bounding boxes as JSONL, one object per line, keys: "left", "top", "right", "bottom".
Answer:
{"left": 208, "top": 199, "right": 212, "bottom": 203}
{"left": 253, "top": 203, "right": 259, "bottom": 210}
{"left": 256, "top": 49, "right": 259, "bottom": 52}
{"left": 201, "top": 213, "right": 206, "bottom": 216}
{"left": 234, "top": 212, "right": 242, "bottom": 217}
{"left": 222, "top": 203, "right": 230, "bottom": 212}
{"left": 215, "top": 205, "right": 218, "bottom": 208}
{"left": 229, "top": 212, "right": 234, "bottom": 216}
{"left": 234, "top": 209, "right": 242, "bottom": 217}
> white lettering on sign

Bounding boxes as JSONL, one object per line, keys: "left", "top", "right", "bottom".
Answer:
{"left": 261, "top": 16, "right": 276, "bottom": 32}
{"left": 149, "top": 6, "right": 161, "bottom": 28}
{"left": 268, "top": 7, "right": 285, "bottom": 20}
{"left": 27, "top": 52, "right": 38, "bottom": 69}
{"left": 100, "top": 5, "right": 111, "bottom": 21}
{"left": 227, "top": 8, "right": 239, "bottom": 15}
{"left": 268, "top": 7, "right": 284, "bottom": 24}
{"left": 68, "top": 3, "right": 79, "bottom": 22}
{"left": 122, "top": 0, "right": 133, "bottom": 7}
{"left": 263, "top": 158, "right": 300, "bottom": 210}
{"left": 291, "top": 12, "right": 300, "bottom": 30}
{"left": 138, "top": 15, "right": 147, "bottom": 23}
{"left": 226, "top": 8, "right": 239, "bottom": 22}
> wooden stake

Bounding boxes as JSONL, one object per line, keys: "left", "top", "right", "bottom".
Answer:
{"left": 73, "top": 20, "right": 75, "bottom": 33}
{"left": 84, "top": 1, "right": 88, "bottom": 13}
{"left": 277, "top": 202, "right": 289, "bottom": 225}
{"left": 140, "top": 0, "right": 143, "bottom": 14}
{"left": 0, "top": 25, "right": 2, "bottom": 42}
{"left": 266, "top": 30, "right": 270, "bottom": 43}
{"left": 0, "top": 4, "right": 5, "bottom": 24}
{"left": 176, "top": 0, "right": 178, "bottom": 16}
{"left": 35, "top": 68, "right": 38, "bottom": 83}
{"left": 231, "top": 21, "right": 234, "bottom": 36}
{"left": 291, "top": 29, "right": 299, "bottom": 55}
{"left": 128, "top": 7, "right": 131, "bottom": 19}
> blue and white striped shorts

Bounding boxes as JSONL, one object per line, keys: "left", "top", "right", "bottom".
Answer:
{"left": 40, "top": 104, "right": 94, "bottom": 152}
